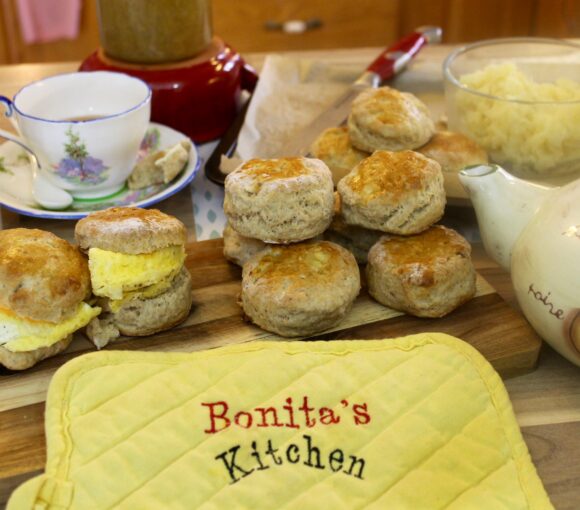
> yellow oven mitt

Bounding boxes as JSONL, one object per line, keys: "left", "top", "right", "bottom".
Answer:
{"left": 9, "top": 333, "right": 552, "bottom": 509}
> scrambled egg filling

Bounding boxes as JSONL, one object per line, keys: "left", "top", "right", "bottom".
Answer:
{"left": 107, "top": 276, "right": 177, "bottom": 313}
{"left": 0, "top": 302, "right": 101, "bottom": 352}
{"left": 88, "top": 245, "right": 185, "bottom": 300}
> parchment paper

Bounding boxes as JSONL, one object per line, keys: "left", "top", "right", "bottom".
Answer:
{"left": 229, "top": 53, "right": 446, "bottom": 166}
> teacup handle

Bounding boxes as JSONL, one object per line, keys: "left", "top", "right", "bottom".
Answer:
{"left": 0, "top": 95, "right": 13, "bottom": 117}
{"left": 0, "top": 95, "right": 40, "bottom": 162}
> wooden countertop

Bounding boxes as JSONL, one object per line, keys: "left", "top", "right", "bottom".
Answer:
{"left": 0, "top": 47, "right": 579, "bottom": 509}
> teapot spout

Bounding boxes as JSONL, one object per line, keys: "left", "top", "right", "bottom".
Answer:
{"left": 459, "top": 164, "right": 552, "bottom": 270}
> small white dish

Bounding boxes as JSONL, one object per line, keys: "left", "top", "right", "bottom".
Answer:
{"left": 0, "top": 122, "right": 200, "bottom": 220}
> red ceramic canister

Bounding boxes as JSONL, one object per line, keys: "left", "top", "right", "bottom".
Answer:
{"left": 80, "top": 38, "right": 258, "bottom": 143}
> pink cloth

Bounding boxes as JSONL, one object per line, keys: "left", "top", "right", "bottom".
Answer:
{"left": 16, "top": 0, "right": 81, "bottom": 44}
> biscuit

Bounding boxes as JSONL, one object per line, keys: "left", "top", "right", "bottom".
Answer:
{"left": 366, "top": 226, "right": 476, "bottom": 317}
{"left": 310, "top": 127, "right": 369, "bottom": 186}
{"left": 337, "top": 150, "right": 445, "bottom": 235}
{"left": 417, "top": 130, "right": 488, "bottom": 197}
{"left": 242, "top": 241, "right": 360, "bottom": 337}
{"left": 86, "top": 266, "right": 193, "bottom": 348}
{"left": 0, "top": 229, "right": 91, "bottom": 323}
{"left": 322, "top": 229, "right": 374, "bottom": 265}
{"left": 224, "top": 157, "right": 334, "bottom": 243}
{"left": 348, "top": 86, "right": 435, "bottom": 152}
{"left": 324, "top": 222, "right": 384, "bottom": 264}
{"left": 223, "top": 222, "right": 266, "bottom": 267}
{"left": 323, "top": 196, "right": 383, "bottom": 264}
{"left": 0, "top": 335, "right": 72, "bottom": 371}
{"left": 75, "top": 207, "right": 187, "bottom": 254}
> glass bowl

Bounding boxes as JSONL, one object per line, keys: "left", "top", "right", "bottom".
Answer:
{"left": 443, "top": 38, "right": 580, "bottom": 184}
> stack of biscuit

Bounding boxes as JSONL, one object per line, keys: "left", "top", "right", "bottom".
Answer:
{"left": 319, "top": 85, "right": 477, "bottom": 317}
{"left": 223, "top": 157, "right": 361, "bottom": 337}
{"left": 334, "top": 148, "right": 476, "bottom": 318}
{"left": 310, "top": 85, "right": 488, "bottom": 196}
{"left": 310, "top": 85, "right": 487, "bottom": 263}
{"left": 224, "top": 85, "right": 480, "bottom": 333}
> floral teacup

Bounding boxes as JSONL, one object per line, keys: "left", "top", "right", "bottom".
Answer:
{"left": 0, "top": 71, "right": 151, "bottom": 199}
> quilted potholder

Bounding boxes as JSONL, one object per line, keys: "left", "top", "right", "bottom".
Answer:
{"left": 9, "top": 333, "right": 552, "bottom": 509}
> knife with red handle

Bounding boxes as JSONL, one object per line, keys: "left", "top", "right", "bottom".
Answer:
{"left": 367, "top": 26, "right": 441, "bottom": 82}
{"left": 282, "top": 25, "right": 442, "bottom": 156}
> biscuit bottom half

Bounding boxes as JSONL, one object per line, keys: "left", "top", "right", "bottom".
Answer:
{"left": 86, "top": 266, "right": 193, "bottom": 349}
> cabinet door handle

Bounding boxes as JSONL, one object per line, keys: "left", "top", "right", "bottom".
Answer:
{"left": 264, "top": 18, "right": 322, "bottom": 34}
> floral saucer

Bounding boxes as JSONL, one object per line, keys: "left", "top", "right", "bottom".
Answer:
{"left": 0, "top": 122, "right": 200, "bottom": 220}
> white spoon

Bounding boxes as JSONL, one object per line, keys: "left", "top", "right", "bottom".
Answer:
{"left": 29, "top": 152, "right": 73, "bottom": 209}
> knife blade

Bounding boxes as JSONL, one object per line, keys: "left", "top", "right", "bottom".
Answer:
{"left": 282, "top": 26, "right": 442, "bottom": 157}
{"left": 205, "top": 97, "right": 251, "bottom": 185}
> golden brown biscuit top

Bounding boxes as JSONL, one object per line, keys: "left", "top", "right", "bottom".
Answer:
{"left": 417, "top": 131, "right": 488, "bottom": 172}
{"left": 247, "top": 242, "right": 349, "bottom": 283}
{"left": 311, "top": 127, "right": 367, "bottom": 161}
{"left": 240, "top": 158, "right": 309, "bottom": 183}
{"left": 352, "top": 87, "right": 427, "bottom": 127}
{"left": 311, "top": 127, "right": 350, "bottom": 158}
{"left": 420, "top": 131, "right": 481, "bottom": 155}
{"left": 345, "top": 150, "right": 439, "bottom": 202}
{"left": 80, "top": 206, "right": 170, "bottom": 224}
{"left": 0, "top": 229, "right": 90, "bottom": 322}
{"left": 378, "top": 226, "right": 471, "bottom": 266}
{"left": 365, "top": 88, "right": 408, "bottom": 125}
{"left": 75, "top": 206, "right": 186, "bottom": 254}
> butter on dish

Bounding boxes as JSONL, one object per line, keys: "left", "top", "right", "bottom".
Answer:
{"left": 8, "top": 334, "right": 552, "bottom": 509}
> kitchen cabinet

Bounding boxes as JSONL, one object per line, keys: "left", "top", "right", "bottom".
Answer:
{"left": 213, "top": 0, "right": 536, "bottom": 52}
{"left": 212, "top": 0, "right": 400, "bottom": 52}
{"left": 0, "top": 0, "right": 578, "bottom": 64}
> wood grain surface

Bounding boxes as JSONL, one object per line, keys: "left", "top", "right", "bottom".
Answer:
{"left": 0, "top": 238, "right": 546, "bottom": 507}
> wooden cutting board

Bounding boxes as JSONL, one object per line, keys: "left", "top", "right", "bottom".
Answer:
{"left": 0, "top": 238, "right": 541, "bottom": 410}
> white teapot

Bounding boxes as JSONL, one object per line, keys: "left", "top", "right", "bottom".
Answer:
{"left": 459, "top": 165, "right": 580, "bottom": 366}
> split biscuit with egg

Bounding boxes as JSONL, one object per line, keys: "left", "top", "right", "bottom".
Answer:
{"left": 366, "top": 225, "right": 476, "bottom": 317}
{"left": 337, "top": 150, "right": 445, "bottom": 235}
{"left": 75, "top": 207, "right": 193, "bottom": 348}
{"left": 0, "top": 229, "right": 101, "bottom": 370}
{"left": 224, "top": 157, "right": 334, "bottom": 243}
{"left": 348, "top": 86, "right": 435, "bottom": 152}
{"left": 310, "top": 126, "right": 369, "bottom": 186}
{"left": 241, "top": 241, "right": 360, "bottom": 337}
